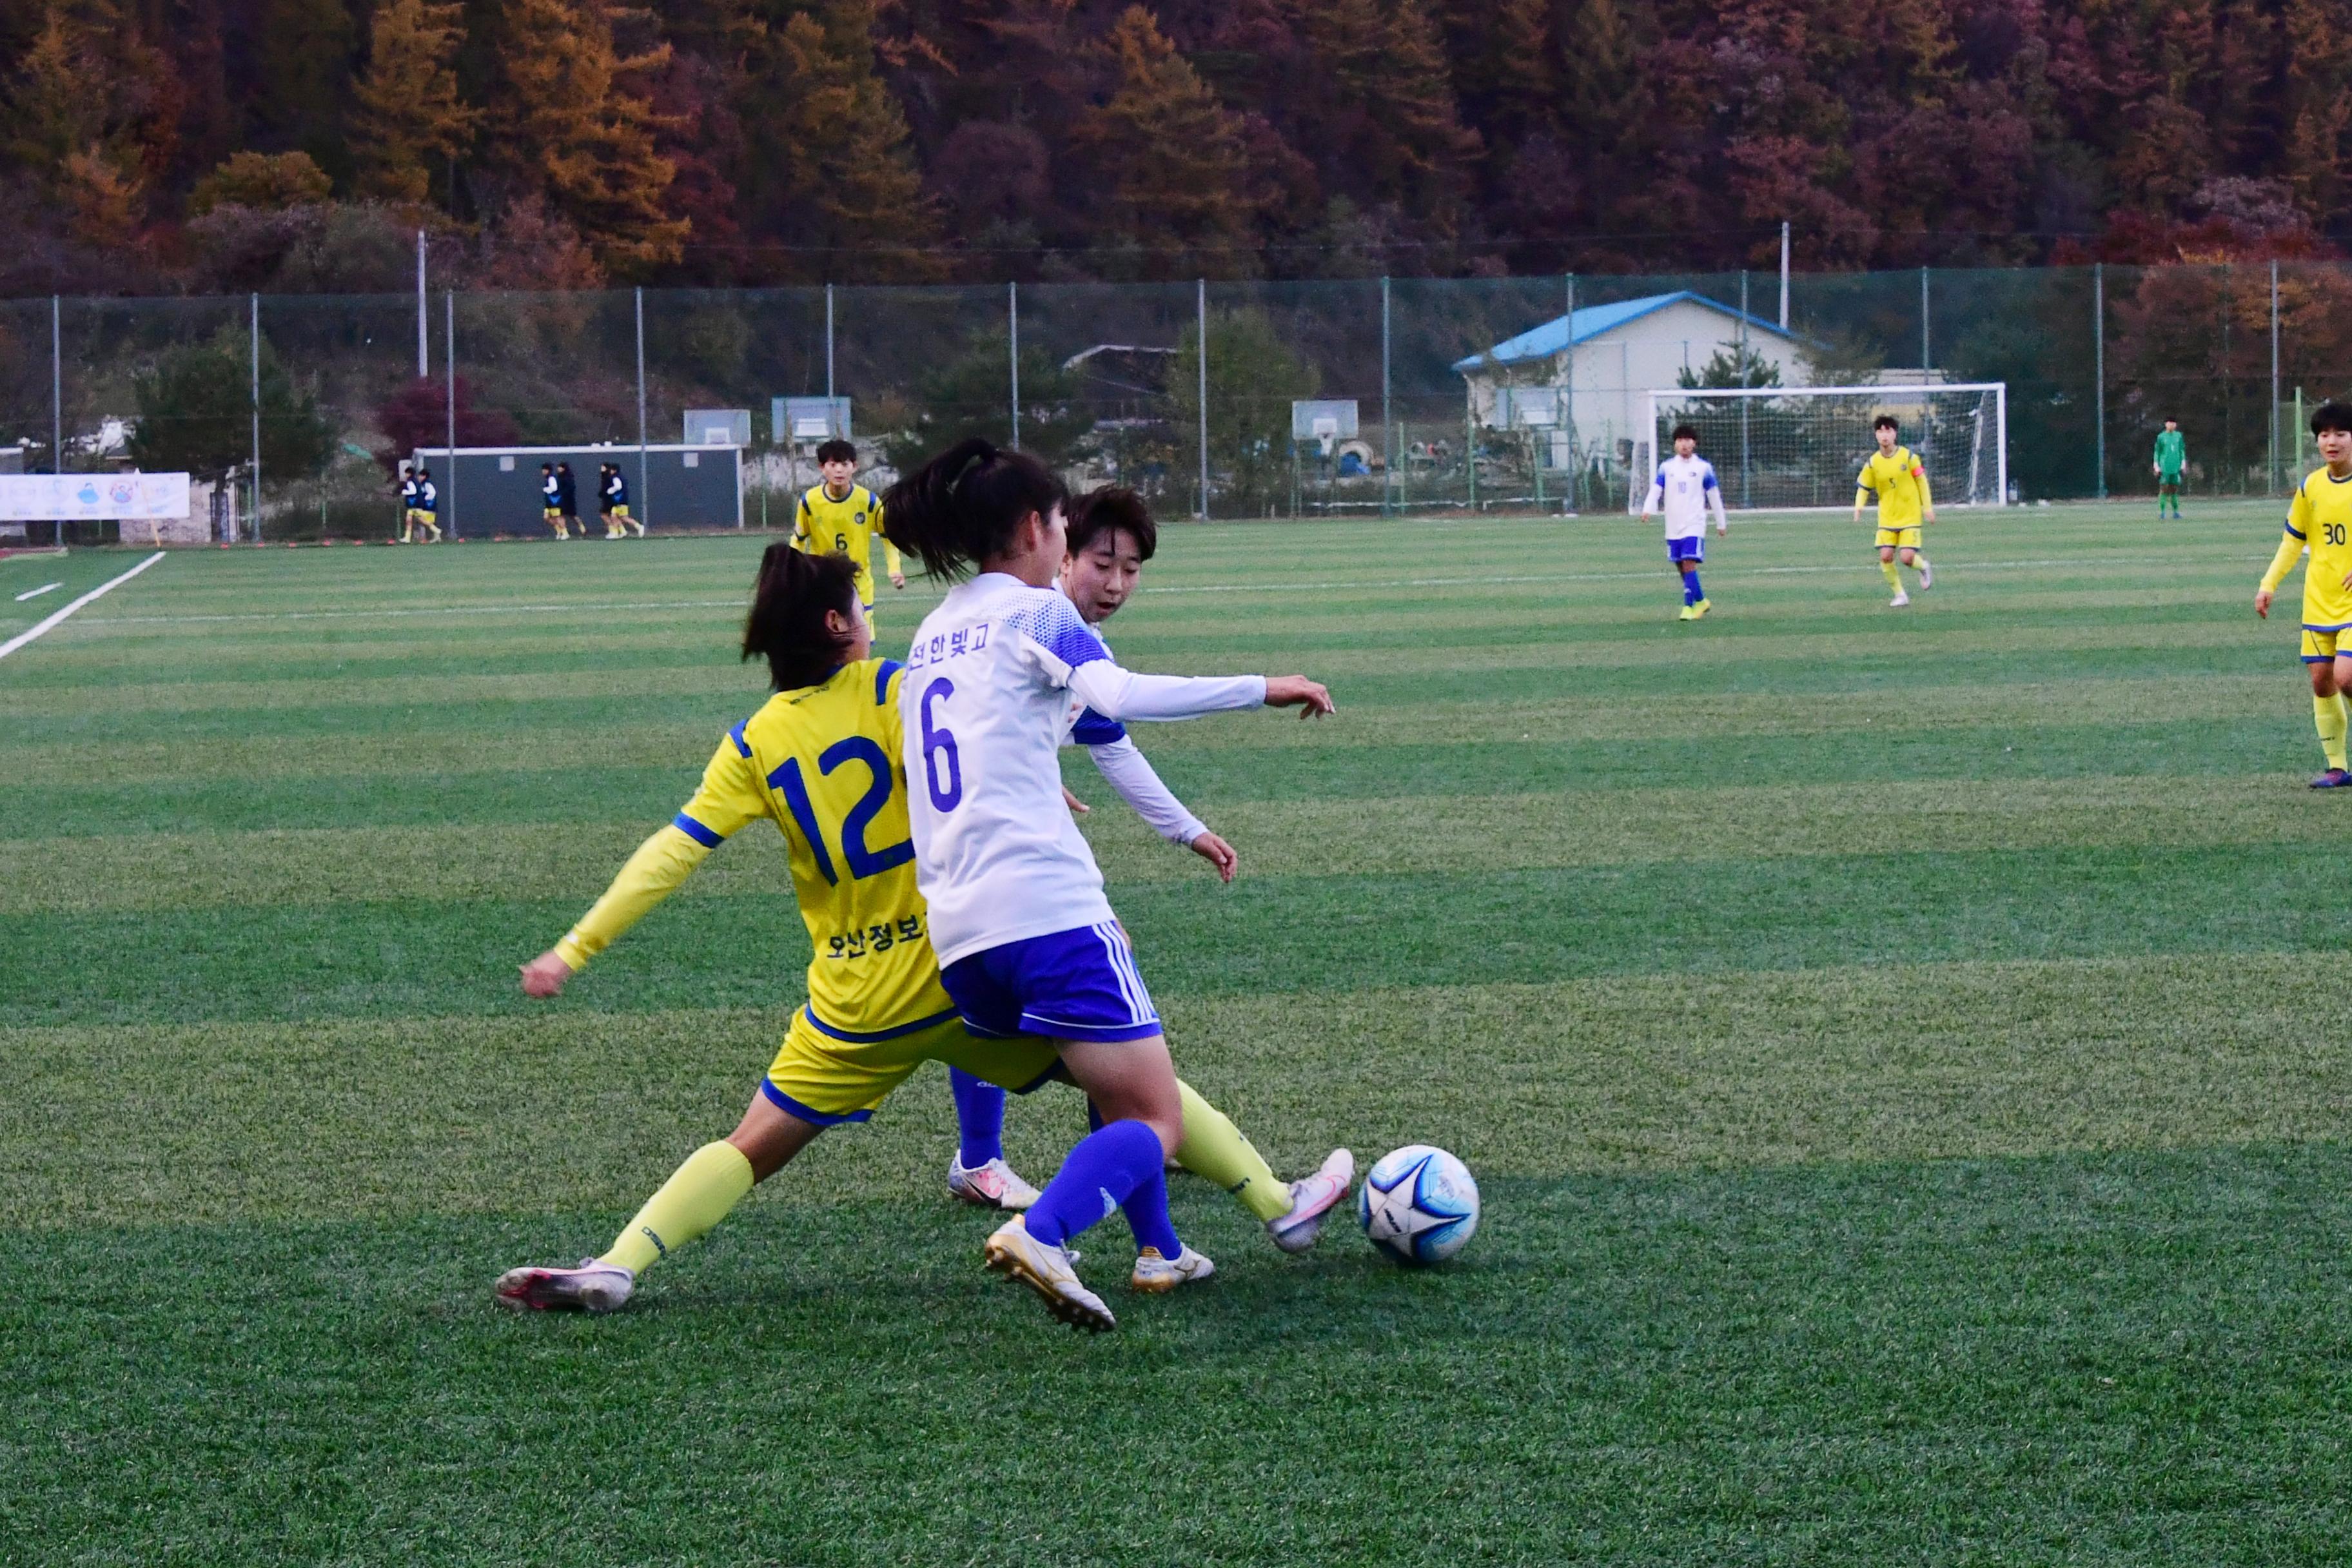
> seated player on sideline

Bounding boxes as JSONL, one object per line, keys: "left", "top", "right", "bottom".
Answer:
{"left": 1855, "top": 415, "right": 1932, "bottom": 606}
{"left": 493, "top": 547, "right": 1348, "bottom": 1316}
{"left": 1640, "top": 424, "right": 1729, "bottom": 621}
{"left": 793, "top": 438, "right": 905, "bottom": 625}
{"left": 886, "top": 439, "right": 1345, "bottom": 1331}
{"left": 2255, "top": 401, "right": 2352, "bottom": 789}
{"left": 944, "top": 486, "right": 1278, "bottom": 1213}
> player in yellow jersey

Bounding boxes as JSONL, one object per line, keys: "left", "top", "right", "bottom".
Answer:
{"left": 1854, "top": 414, "right": 1934, "bottom": 607}
{"left": 493, "top": 545, "right": 1348, "bottom": 1315}
{"left": 792, "top": 438, "right": 903, "bottom": 621}
{"left": 2255, "top": 402, "right": 2352, "bottom": 788}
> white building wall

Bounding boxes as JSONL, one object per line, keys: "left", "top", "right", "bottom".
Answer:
{"left": 1466, "top": 300, "right": 1810, "bottom": 458}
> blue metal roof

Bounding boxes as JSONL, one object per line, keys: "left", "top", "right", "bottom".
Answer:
{"left": 1453, "top": 291, "right": 1795, "bottom": 372}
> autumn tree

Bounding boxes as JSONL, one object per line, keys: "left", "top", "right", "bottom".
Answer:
{"left": 3, "top": 3, "right": 172, "bottom": 244}
{"left": 254, "top": 0, "right": 359, "bottom": 182}
{"left": 496, "top": 0, "right": 687, "bottom": 274}
{"left": 1072, "top": 6, "right": 1261, "bottom": 277}
{"left": 351, "top": 0, "right": 476, "bottom": 204}
{"left": 190, "top": 151, "right": 333, "bottom": 213}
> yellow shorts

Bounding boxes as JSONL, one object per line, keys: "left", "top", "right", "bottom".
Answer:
{"left": 1876, "top": 525, "right": 1923, "bottom": 551}
{"left": 404, "top": 509, "right": 429, "bottom": 526}
{"left": 607, "top": 505, "right": 631, "bottom": 520}
{"left": 2302, "top": 628, "right": 2351, "bottom": 664}
{"left": 761, "top": 1004, "right": 1061, "bottom": 1125}
{"left": 544, "top": 507, "right": 562, "bottom": 520}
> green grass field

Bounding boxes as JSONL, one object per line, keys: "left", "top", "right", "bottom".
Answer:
{"left": 7, "top": 502, "right": 2352, "bottom": 1565}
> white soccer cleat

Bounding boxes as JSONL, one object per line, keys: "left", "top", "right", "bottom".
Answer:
{"left": 1917, "top": 560, "right": 1933, "bottom": 589}
{"left": 1130, "top": 1244, "right": 1217, "bottom": 1294}
{"left": 493, "top": 1257, "right": 634, "bottom": 1314}
{"left": 1889, "top": 589, "right": 1910, "bottom": 608}
{"left": 948, "top": 1155, "right": 1041, "bottom": 1211}
{"left": 983, "top": 1214, "right": 1115, "bottom": 1331}
{"left": 1267, "top": 1148, "right": 1355, "bottom": 1255}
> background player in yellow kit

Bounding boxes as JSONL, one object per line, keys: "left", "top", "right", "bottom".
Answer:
{"left": 1854, "top": 415, "right": 1934, "bottom": 607}
{"left": 793, "top": 438, "right": 903, "bottom": 621}
{"left": 2255, "top": 402, "right": 2352, "bottom": 789}
{"left": 492, "top": 545, "right": 1346, "bottom": 1315}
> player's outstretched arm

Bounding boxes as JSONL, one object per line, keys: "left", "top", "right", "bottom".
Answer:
{"left": 520, "top": 823, "right": 718, "bottom": 997}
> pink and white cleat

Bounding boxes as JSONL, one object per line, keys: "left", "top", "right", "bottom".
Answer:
{"left": 947, "top": 1155, "right": 1042, "bottom": 1211}
{"left": 1266, "top": 1148, "right": 1355, "bottom": 1254}
{"left": 493, "top": 1257, "right": 635, "bottom": 1314}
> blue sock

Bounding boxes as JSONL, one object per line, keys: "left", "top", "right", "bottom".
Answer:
{"left": 1121, "top": 1171, "right": 1182, "bottom": 1259}
{"left": 949, "top": 1068, "right": 1004, "bottom": 1167}
{"left": 1683, "top": 570, "right": 1703, "bottom": 605}
{"left": 1024, "top": 1120, "right": 1172, "bottom": 1250}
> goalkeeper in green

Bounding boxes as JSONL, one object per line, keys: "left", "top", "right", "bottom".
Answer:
{"left": 2153, "top": 418, "right": 2186, "bottom": 518}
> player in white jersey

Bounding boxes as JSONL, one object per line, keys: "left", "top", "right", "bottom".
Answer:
{"left": 1642, "top": 424, "right": 1729, "bottom": 620}
{"left": 942, "top": 486, "right": 1241, "bottom": 1209}
{"left": 885, "top": 439, "right": 1341, "bottom": 1331}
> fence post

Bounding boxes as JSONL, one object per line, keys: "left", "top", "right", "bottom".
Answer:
{"left": 1196, "top": 278, "right": 1209, "bottom": 520}
{"left": 444, "top": 291, "right": 456, "bottom": 538}
{"left": 1919, "top": 266, "right": 1930, "bottom": 372}
{"left": 415, "top": 230, "right": 427, "bottom": 377}
{"left": 1380, "top": 275, "right": 1392, "bottom": 516}
{"left": 250, "top": 293, "right": 261, "bottom": 544}
{"left": 50, "top": 295, "right": 61, "bottom": 484}
{"left": 2093, "top": 264, "right": 2106, "bottom": 499}
{"left": 2271, "top": 259, "right": 2282, "bottom": 493}
{"left": 1738, "top": 270, "right": 1752, "bottom": 509}
{"left": 636, "top": 286, "right": 649, "bottom": 527}
{"left": 1563, "top": 271, "right": 1576, "bottom": 509}
{"left": 825, "top": 283, "right": 836, "bottom": 399}
{"left": 1008, "top": 280, "right": 1021, "bottom": 448}
{"left": 1778, "top": 221, "right": 1790, "bottom": 330}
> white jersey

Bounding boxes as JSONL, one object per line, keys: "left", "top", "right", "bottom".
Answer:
{"left": 1644, "top": 453, "right": 1726, "bottom": 539}
{"left": 1063, "top": 606, "right": 1207, "bottom": 847}
{"left": 901, "top": 573, "right": 1264, "bottom": 966}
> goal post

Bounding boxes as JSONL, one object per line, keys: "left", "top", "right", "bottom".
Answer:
{"left": 1628, "top": 383, "right": 2008, "bottom": 513}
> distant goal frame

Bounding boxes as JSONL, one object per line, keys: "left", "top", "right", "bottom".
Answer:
{"left": 1629, "top": 382, "right": 2009, "bottom": 514}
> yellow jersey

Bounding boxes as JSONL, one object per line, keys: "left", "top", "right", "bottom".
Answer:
{"left": 556, "top": 657, "right": 952, "bottom": 1035}
{"left": 2266, "top": 466, "right": 2352, "bottom": 629}
{"left": 793, "top": 483, "right": 901, "bottom": 605}
{"left": 1856, "top": 446, "right": 1932, "bottom": 528}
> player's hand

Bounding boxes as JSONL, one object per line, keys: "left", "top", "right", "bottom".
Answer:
{"left": 1188, "top": 830, "right": 1237, "bottom": 883}
{"left": 1923, "top": 508, "right": 1936, "bottom": 525}
{"left": 2256, "top": 587, "right": 2274, "bottom": 619}
{"left": 1716, "top": 524, "right": 1728, "bottom": 537}
{"left": 520, "top": 950, "right": 573, "bottom": 997}
{"left": 1061, "top": 784, "right": 1091, "bottom": 815}
{"left": 890, "top": 571, "right": 905, "bottom": 589}
{"left": 1264, "top": 676, "right": 1335, "bottom": 718}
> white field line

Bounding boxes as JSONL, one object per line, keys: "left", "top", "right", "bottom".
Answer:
{"left": 68, "top": 552, "right": 2258, "bottom": 630}
{"left": 14, "top": 582, "right": 61, "bottom": 602}
{"left": 0, "top": 553, "right": 166, "bottom": 662}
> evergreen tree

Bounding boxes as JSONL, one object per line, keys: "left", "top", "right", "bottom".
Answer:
{"left": 3, "top": 2, "right": 166, "bottom": 231}
{"left": 757, "top": 0, "right": 939, "bottom": 279}
{"left": 2282, "top": 0, "right": 2352, "bottom": 225}
{"left": 351, "top": 0, "right": 476, "bottom": 204}
{"left": 128, "top": 332, "right": 335, "bottom": 485}
{"left": 497, "top": 0, "right": 689, "bottom": 274}
{"left": 254, "top": 0, "right": 359, "bottom": 182}
{"left": 1286, "top": 0, "right": 1479, "bottom": 236}
{"left": 1073, "top": 6, "right": 1260, "bottom": 275}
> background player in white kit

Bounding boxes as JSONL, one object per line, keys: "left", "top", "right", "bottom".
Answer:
{"left": 884, "top": 440, "right": 1342, "bottom": 1331}
{"left": 1641, "top": 423, "right": 1730, "bottom": 620}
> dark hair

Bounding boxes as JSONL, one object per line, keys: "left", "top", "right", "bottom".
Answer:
{"left": 815, "top": 438, "right": 858, "bottom": 466}
{"left": 2163, "top": 416, "right": 2179, "bottom": 425}
{"left": 1066, "top": 485, "right": 1157, "bottom": 562}
{"left": 1873, "top": 415, "right": 1899, "bottom": 431}
{"left": 1669, "top": 424, "right": 1698, "bottom": 444}
{"left": 540, "top": 462, "right": 553, "bottom": 472}
{"left": 742, "top": 542, "right": 862, "bottom": 691}
{"left": 2313, "top": 402, "right": 2352, "bottom": 436}
{"left": 881, "top": 438, "right": 1066, "bottom": 582}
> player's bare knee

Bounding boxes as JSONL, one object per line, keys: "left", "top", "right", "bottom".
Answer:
{"left": 2312, "top": 663, "right": 2337, "bottom": 698}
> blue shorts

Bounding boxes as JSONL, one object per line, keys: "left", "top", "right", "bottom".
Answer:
{"left": 939, "top": 922, "right": 1163, "bottom": 1044}
{"left": 1668, "top": 535, "right": 1705, "bottom": 564}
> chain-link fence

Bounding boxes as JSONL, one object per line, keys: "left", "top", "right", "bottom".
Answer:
{"left": 5, "top": 263, "right": 2347, "bottom": 544}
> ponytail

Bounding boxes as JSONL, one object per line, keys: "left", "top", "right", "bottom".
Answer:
{"left": 741, "top": 542, "right": 861, "bottom": 691}
{"left": 881, "top": 437, "right": 1066, "bottom": 582}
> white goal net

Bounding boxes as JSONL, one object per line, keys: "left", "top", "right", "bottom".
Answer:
{"left": 1628, "top": 383, "right": 2008, "bottom": 513}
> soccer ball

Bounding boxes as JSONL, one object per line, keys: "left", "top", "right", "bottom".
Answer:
{"left": 1357, "top": 1144, "right": 1479, "bottom": 1266}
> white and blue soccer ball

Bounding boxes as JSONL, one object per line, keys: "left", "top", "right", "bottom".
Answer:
{"left": 1357, "top": 1144, "right": 1479, "bottom": 1266}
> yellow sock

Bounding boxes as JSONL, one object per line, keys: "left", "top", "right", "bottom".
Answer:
{"left": 598, "top": 1141, "right": 755, "bottom": 1275}
{"left": 1174, "top": 1079, "right": 1289, "bottom": 1223}
{"left": 2319, "top": 692, "right": 2349, "bottom": 770}
{"left": 1881, "top": 557, "right": 1902, "bottom": 590}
